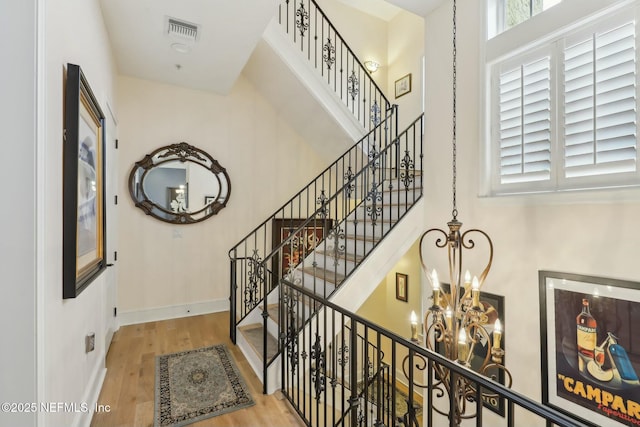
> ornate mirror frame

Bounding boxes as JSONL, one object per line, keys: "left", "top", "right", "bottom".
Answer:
{"left": 128, "top": 142, "right": 231, "bottom": 224}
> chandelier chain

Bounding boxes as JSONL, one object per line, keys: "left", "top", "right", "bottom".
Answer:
{"left": 451, "top": 0, "right": 458, "bottom": 220}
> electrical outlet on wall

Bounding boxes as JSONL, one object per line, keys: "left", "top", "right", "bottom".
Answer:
{"left": 86, "top": 333, "right": 95, "bottom": 353}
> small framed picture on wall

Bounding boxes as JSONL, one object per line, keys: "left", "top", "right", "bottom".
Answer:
{"left": 395, "top": 73, "right": 412, "bottom": 98}
{"left": 396, "top": 272, "right": 408, "bottom": 302}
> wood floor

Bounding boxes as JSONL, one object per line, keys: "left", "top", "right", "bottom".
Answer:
{"left": 91, "top": 312, "right": 305, "bottom": 427}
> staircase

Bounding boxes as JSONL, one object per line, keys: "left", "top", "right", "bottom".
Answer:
{"left": 230, "top": 109, "right": 424, "bottom": 391}
{"left": 228, "top": 0, "right": 424, "bottom": 396}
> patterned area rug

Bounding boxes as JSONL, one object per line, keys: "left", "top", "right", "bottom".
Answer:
{"left": 154, "top": 344, "right": 255, "bottom": 427}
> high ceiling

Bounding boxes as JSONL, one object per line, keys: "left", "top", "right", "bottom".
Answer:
{"left": 99, "top": 0, "right": 442, "bottom": 95}
{"left": 98, "top": 0, "right": 280, "bottom": 94}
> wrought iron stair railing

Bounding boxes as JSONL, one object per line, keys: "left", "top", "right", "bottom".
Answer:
{"left": 279, "top": 279, "right": 591, "bottom": 427}
{"left": 277, "top": 0, "right": 389, "bottom": 131}
{"left": 229, "top": 106, "right": 398, "bottom": 341}
{"left": 230, "top": 113, "right": 424, "bottom": 392}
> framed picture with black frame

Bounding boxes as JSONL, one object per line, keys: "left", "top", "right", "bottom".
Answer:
{"left": 539, "top": 271, "right": 640, "bottom": 427}
{"left": 396, "top": 272, "right": 408, "bottom": 302}
{"left": 62, "top": 63, "right": 107, "bottom": 298}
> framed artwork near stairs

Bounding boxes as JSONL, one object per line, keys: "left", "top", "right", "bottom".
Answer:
{"left": 272, "top": 218, "right": 333, "bottom": 290}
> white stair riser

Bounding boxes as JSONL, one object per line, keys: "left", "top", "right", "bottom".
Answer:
{"left": 354, "top": 204, "right": 410, "bottom": 221}
{"left": 298, "top": 272, "right": 338, "bottom": 297}
{"left": 343, "top": 237, "right": 377, "bottom": 254}
{"left": 383, "top": 189, "right": 421, "bottom": 205}
{"left": 344, "top": 220, "right": 393, "bottom": 236}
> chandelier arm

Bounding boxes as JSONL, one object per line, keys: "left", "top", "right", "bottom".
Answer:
{"left": 480, "top": 363, "right": 513, "bottom": 389}
{"left": 419, "top": 228, "right": 449, "bottom": 273}
{"left": 460, "top": 228, "right": 494, "bottom": 287}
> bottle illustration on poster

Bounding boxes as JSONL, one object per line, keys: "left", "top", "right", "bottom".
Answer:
{"left": 573, "top": 298, "right": 639, "bottom": 387}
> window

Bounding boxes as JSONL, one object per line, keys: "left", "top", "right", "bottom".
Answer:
{"left": 492, "top": 0, "right": 562, "bottom": 37}
{"left": 498, "top": 54, "right": 552, "bottom": 185}
{"left": 488, "top": 8, "right": 639, "bottom": 194}
{"left": 563, "top": 22, "right": 636, "bottom": 180}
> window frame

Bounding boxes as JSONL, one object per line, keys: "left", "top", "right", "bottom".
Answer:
{"left": 484, "top": 1, "right": 640, "bottom": 196}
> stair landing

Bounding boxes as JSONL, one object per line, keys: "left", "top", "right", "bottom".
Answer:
{"left": 239, "top": 324, "right": 279, "bottom": 361}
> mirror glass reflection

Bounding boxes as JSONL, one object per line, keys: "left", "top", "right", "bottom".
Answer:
{"left": 129, "top": 142, "right": 231, "bottom": 224}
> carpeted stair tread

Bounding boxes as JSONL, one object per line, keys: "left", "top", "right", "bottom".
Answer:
{"left": 264, "top": 303, "right": 279, "bottom": 321}
{"left": 344, "top": 233, "right": 381, "bottom": 242}
{"left": 301, "top": 266, "right": 346, "bottom": 284}
{"left": 238, "top": 324, "right": 279, "bottom": 361}
{"left": 263, "top": 303, "right": 314, "bottom": 327}
{"left": 314, "top": 249, "right": 365, "bottom": 263}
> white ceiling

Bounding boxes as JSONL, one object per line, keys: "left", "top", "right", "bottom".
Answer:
{"left": 99, "top": 0, "right": 443, "bottom": 95}
{"left": 99, "top": 0, "right": 279, "bottom": 95}
{"left": 340, "top": 0, "right": 444, "bottom": 20}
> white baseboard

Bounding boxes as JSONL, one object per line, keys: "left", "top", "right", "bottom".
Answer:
{"left": 118, "top": 298, "right": 229, "bottom": 326}
{"left": 76, "top": 365, "right": 106, "bottom": 427}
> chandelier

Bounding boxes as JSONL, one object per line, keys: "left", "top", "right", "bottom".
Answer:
{"left": 413, "top": 0, "right": 512, "bottom": 424}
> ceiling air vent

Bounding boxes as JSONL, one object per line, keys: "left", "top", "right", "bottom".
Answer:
{"left": 166, "top": 17, "right": 199, "bottom": 42}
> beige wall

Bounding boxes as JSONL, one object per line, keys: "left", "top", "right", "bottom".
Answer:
{"left": 316, "top": 0, "right": 390, "bottom": 95}
{"left": 388, "top": 11, "right": 424, "bottom": 130}
{"left": 424, "top": 0, "right": 640, "bottom": 422}
{"left": 356, "top": 240, "right": 424, "bottom": 383}
{"left": 357, "top": 240, "right": 423, "bottom": 339}
{"left": 316, "top": 0, "right": 425, "bottom": 130}
{"left": 116, "top": 75, "right": 327, "bottom": 315}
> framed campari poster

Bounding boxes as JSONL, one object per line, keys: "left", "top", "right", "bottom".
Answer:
{"left": 539, "top": 271, "right": 640, "bottom": 427}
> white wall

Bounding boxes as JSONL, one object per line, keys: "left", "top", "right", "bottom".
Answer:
{"left": 116, "top": 75, "right": 328, "bottom": 319}
{"left": 40, "top": 0, "right": 118, "bottom": 426}
{"left": 0, "top": 1, "right": 38, "bottom": 426}
{"left": 423, "top": 0, "right": 640, "bottom": 424}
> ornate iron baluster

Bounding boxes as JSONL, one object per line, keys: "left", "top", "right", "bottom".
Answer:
{"left": 344, "top": 166, "right": 355, "bottom": 198}
{"left": 348, "top": 70, "right": 359, "bottom": 101}
{"left": 366, "top": 186, "right": 382, "bottom": 226}
{"left": 295, "top": 2, "right": 309, "bottom": 37}
{"left": 282, "top": 289, "right": 299, "bottom": 375}
{"left": 365, "top": 143, "right": 382, "bottom": 226}
{"left": 327, "top": 226, "right": 345, "bottom": 266}
{"left": 371, "top": 100, "right": 381, "bottom": 126}
{"left": 400, "top": 149, "right": 415, "bottom": 190}
{"left": 310, "top": 333, "right": 326, "bottom": 400}
{"left": 337, "top": 344, "right": 349, "bottom": 367}
{"left": 316, "top": 190, "right": 328, "bottom": 218}
{"left": 285, "top": 231, "right": 301, "bottom": 277}
{"left": 323, "top": 38, "right": 335, "bottom": 70}
{"left": 245, "top": 249, "right": 263, "bottom": 312}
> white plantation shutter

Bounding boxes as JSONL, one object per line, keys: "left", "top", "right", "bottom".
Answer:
{"left": 563, "top": 21, "right": 637, "bottom": 179}
{"left": 489, "top": 9, "right": 640, "bottom": 195}
{"left": 499, "top": 56, "right": 552, "bottom": 184}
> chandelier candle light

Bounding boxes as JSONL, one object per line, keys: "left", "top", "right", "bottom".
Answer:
{"left": 410, "top": 0, "right": 512, "bottom": 424}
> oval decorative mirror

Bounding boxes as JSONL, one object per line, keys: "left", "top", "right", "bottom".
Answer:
{"left": 128, "top": 142, "right": 231, "bottom": 224}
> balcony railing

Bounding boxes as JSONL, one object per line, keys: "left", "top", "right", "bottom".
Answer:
{"left": 278, "top": 0, "right": 390, "bottom": 131}
{"left": 279, "top": 279, "right": 591, "bottom": 427}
